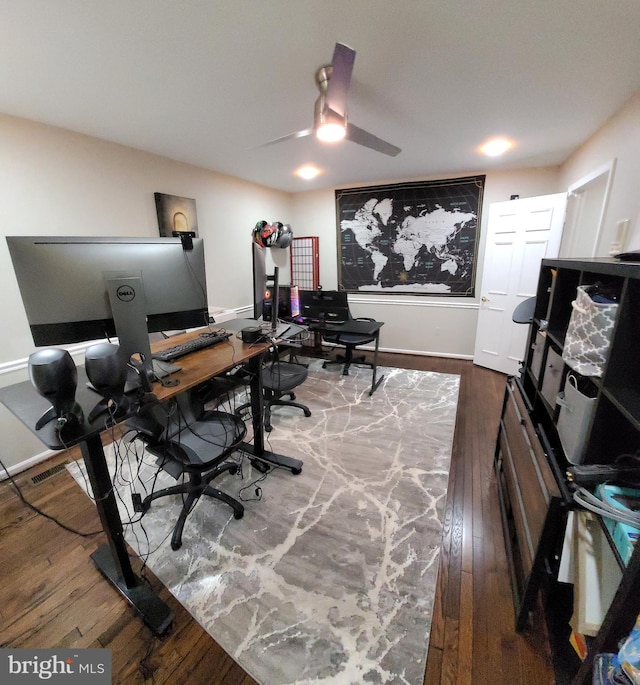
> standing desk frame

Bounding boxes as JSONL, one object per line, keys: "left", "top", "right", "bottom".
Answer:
{"left": 0, "top": 331, "right": 303, "bottom": 636}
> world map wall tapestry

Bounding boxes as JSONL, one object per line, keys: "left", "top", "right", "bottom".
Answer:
{"left": 336, "top": 175, "right": 485, "bottom": 296}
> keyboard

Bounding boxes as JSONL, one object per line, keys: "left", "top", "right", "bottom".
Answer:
{"left": 151, "top": 330, "right": 232, "bottom": 362}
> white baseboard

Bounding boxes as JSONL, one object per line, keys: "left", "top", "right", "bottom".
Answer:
{"left": 324, "top": 342, "right": 473, "bottom": 361}
{"left": 380, "top": 346, "right": 473, "bottom": 360}
{"left": 0, "top": 448, "right": 57, "bottom": 480}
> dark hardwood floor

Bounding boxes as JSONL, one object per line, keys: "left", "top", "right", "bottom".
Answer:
{"left": 0, "top": 353, "right": 557, "bottom": 684}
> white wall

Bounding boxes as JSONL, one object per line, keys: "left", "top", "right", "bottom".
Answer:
{"left": 559, "top": 92, "right": 640, "bottom": 255}
{"left": 291, "top": 167, "right": 560, "bottom": 357}
{"left": 2, "top": 90, "right": 638, "bottom": 472}
{"left": 0, "top": 114, "right": 291, "bottom": 472}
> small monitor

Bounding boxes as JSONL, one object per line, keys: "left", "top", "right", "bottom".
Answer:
{"left": 273, "top": 285, "right": 297, "bottom": 319}
{"left": 299, "top": 290, "right": 349, "bottom": 322}
{"left": 290, "top": 286, "right": 300, "bottom": 318}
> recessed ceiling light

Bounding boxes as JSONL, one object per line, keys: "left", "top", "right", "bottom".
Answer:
{"left": 480, "top": 138, "right": 513, "bottom": 157}
{"left": 295, "top": 165, "right": 322, "bottom": 180}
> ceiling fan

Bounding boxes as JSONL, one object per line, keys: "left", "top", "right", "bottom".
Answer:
{"left": 260, "top": 42, "right": 401, "bottom": 157}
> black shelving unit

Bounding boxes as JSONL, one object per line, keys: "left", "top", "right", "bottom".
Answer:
{"left": 495, "top": 257, "right": 640, "bottom": 685}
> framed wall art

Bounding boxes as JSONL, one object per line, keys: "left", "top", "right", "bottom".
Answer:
{"left": 154, "top": 193, "right": 198, "bottom": 238}
{"left": 336, "top": 175, "right": 485, "bottom": 296}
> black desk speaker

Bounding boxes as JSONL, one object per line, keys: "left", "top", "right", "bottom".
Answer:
{"left": 28, "top": 348, "right": 83, "bottom": 431}
{"left": 85, "top": 343, "right": 129, "bottom": 421}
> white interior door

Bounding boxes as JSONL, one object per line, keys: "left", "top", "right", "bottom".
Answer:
{"left": 473, "top": 193, "right": 567, "bottom": 375}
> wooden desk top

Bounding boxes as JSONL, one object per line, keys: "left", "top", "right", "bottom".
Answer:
{"left": 150, "top": 327, "right": 270, "bottom": 402}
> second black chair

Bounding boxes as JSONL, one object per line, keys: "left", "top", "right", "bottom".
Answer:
{"left": 236, "top": 354, "right": 311, "bottom": 432}
{"left": 322, "top": 317, "right": 377, "bottom": 376}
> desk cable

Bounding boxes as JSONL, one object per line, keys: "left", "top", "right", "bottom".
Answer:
{"left": 1, "top": 404, "right": 141, "bottom": 539}
{"left": 237, "top": 459, "right": 268, "bottom": 501}
{"left": 101, "top": 434, "right": 179, "bottom": 568}
{"left": 0, "top": 445, "right": 166, "bottom": 680}
{"left": 164, "top": 379, "right": 285, "bottom": 503}
{"left": 118, "top": 395, "right": 250, "bottom": 562}
{"left": 0, "top": 454, "right": 103, "bottom": 537}
{"left": 572, "top": 486, "right": 640, "bottom": 528}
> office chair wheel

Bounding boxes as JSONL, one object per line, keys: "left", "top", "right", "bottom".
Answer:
{"left": 228, "top": 463, "right": 239, "bottom": 476}
{"left": 233, "top": 509, "right": 244, "bottom": 520}
{"left": 291, "top": 466, "right": 302, "bottom": 476}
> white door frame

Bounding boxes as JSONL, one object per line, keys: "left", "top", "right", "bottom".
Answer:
{"left": 560, "top": 159, "right": 616, "bottom": 258}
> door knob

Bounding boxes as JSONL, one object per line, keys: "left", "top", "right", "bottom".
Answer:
{"left": 481, "top": 296, "right": 489, "bottom": 302}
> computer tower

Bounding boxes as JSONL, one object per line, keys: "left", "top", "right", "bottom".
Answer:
{"left": 262, "top": 283, "right": 276, "bottom": 321}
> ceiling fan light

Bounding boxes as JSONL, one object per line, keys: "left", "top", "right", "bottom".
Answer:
{"left": 316, "top": 122, "right": 346, "bottom": 143}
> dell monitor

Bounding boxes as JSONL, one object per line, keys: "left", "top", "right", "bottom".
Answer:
{"left": 7, "top": 235, "right": 209, "bottom": 389}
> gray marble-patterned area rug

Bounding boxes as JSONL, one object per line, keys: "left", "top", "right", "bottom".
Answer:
{"left": 68, "top": 360, "right": 459, "bottom": 685}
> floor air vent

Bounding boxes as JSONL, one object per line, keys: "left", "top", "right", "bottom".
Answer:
{"left": 31, "top": 462, "right": 69, "bottom": 485}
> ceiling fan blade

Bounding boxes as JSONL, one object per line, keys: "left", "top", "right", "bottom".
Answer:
{"left": 346, "top": 122, "right": 401, "bottom": 157}
{"left": 325, "top": 42, "right": 355, "bottom": 117}
{"left": 252, "top": 128, "right": 313, "bottom": 149}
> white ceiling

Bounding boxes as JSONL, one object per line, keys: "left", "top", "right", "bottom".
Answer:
{"left": 1, "top": 1, "right": 639, "bottom": 194}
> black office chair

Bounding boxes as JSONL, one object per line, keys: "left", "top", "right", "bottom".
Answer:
{"left": 322, "top": 316, "right": 377, "bottom": 376}
{"left": 236, "top": 353, "right": 311, "bottom": 432}
{"left": 126, "top": 389, "right": 246, "bottom": 550}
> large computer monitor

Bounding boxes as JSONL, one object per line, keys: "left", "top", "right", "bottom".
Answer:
{"left": 7, "top": 235, "right": 209, "bottom": 388}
